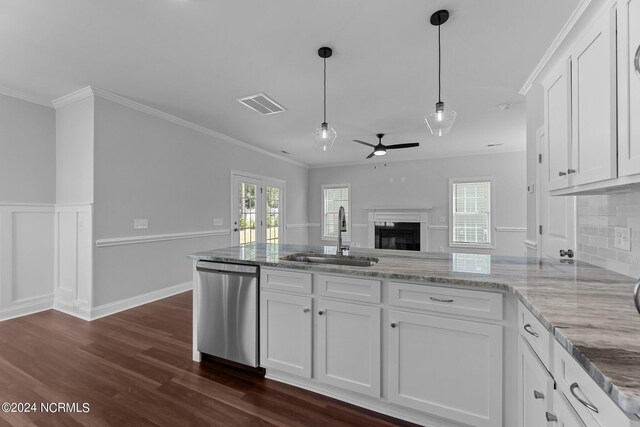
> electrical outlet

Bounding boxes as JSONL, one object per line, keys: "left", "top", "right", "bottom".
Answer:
{"left": 614, "top": 227, "right": 631, "bottom": 251}
{"left": 134, "top": 219, "right": 149, "bottom": 229}
{"left": 213, "top": 218, "right": 223, "bottom": 226}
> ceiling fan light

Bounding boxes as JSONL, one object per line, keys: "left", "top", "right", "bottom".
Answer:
{"left": 425, "top": 103, "right": 456, "bottom": 136}
{"left": 314, "top": 122, "right": 337, "bottom": 151}
{"left": 373, "top": 148, "right": 387, "bottom": 156}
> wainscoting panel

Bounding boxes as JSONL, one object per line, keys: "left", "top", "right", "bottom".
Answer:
{"left": 53, "top": 205, "right": 93, "bottom": 318}
{"left": 0, "top": 205, "right": 55, "bottom": 321}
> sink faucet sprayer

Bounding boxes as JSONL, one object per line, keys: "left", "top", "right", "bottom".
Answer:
{"left": 337, "top": 206, "right": 349, "bottom": 255}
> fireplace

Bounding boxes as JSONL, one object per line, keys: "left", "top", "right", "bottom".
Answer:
{"left": 367, "top": 208, "right": 431, "bottom": 252}
{"left": 375, "top": 222, "right": 420, "bottom": 251}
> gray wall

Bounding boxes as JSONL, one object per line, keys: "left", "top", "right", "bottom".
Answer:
{"left": 307, "top": 151, "right": 527, "bottom": 256}
{"left": 56, "top": 97, "right": 94, "bottom": 204}
{"left": 0, "top": 94, "right": 55, "bottom": 203}
{"left": 526, "top": 84, "right": 544, "bottom": 248}
{"left": 92, "top": 96, "right": 308, "bottom": 306}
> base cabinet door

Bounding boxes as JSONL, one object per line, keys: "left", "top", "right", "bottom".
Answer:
{"left": 316, "top": 299, "right": 381, "bottom": 397}
{"left": 260, "top": 291, "right": 312, "bottom": 378}
{"left": 388, "top": 310, "right": 502, "bottom": 427}
{"left": 518, "top": 337, "right": 555, "bottom": 427}
{"left": 549, "top": 390, "right": 587, "bottom": 427}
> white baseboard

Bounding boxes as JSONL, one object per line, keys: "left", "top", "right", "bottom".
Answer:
{"left": 0, "top": 295, "right": 54, "bottom": 322}
{"left": 87, "top": 281, "right": 193, "bottom": 321}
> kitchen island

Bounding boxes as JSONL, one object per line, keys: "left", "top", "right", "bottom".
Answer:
{"left": 190, "top": 243, "right": 640, "bottom": 426}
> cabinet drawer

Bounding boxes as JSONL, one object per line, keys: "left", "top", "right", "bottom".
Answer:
{"left": 261, "top": 268, "right": 312, "bottom": 294}
{"left": 518, "top": 302, "right": 553, "bottom": 369}
{"left": 553, "top": 340, "right": 630, "bottom": 427}
{"left": 388, "top": 281, "right": 503, "bottom": 320}
{"left": 316, "top": 274, "right": 381, "bottom": 303}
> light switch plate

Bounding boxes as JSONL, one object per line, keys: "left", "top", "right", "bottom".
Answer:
{"left": 527, "top": 183, "right": 535, "bottom": 193}
{"left": 134, "top": 219, "right": 149, "bottom": 229}
{"left": 213, "top": 218, "right": 223, "bottom": 226}
{"left": 614, "top": 227, "right": 631, "bottom": 251}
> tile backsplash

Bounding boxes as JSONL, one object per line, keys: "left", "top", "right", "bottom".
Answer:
{"left": 577, "top": 190, "right": 640, "bottom": 278}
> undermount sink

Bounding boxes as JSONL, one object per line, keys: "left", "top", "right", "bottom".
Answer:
{"left": 281, "top": 252, "right": 379, "bottom": 267}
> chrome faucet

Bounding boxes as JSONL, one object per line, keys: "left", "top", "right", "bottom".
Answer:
{"left": 336, "top": 206, "right": 348, "bottom": 256}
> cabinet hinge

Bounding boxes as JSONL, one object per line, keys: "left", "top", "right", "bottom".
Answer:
{"left": 539, "top": 225, "right": 543, "bottom": 235}
{"left": 538, "top": 154, "right": 542, "bottom": 164}
{"left": 260, "top": 187, "right": 263, "bottom": 194}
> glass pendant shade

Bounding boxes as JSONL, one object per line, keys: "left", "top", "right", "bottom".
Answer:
{"left": 425, "top": 101, "right": 457, "bottom": 136}
{"left": 314, "top": 122, "right": 337, "bottom": 151}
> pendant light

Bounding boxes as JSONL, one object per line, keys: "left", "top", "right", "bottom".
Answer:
{"left": 314, "top": 46, "right": 337, "bottom": 151}
{"left": 425, "top": 10, "right": 457, "bottom": 136}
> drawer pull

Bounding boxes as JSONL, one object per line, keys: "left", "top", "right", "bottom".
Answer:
{"left": 523, "top": 323, "right": 539, "bottom": 337}
{"left": 318, "top": 310, "right": 325, "bottom": 315}
{"left": 390, "top": 322, "right": 397, "bottom": 328}
{"left": 634, "top": 44, "right": 640, "bottom": 79}
{"left": 533, "top": 390, "right": 544, "bottom": 399}
{"left": 570, "top": 382, "right": 599, "bottom": 413}
{"left": 558, "top": 171, "right": 567, "bottom": 176}
{"left": 430, "top": 297, "right": 454, "bottom": 303}
{"left": 303, "top": 308, "right": 310, "bottom": 313}
{"left": 545, "top": 412, "right": 558, "bottom": 422}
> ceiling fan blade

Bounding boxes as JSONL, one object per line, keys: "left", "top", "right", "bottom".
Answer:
{"left": 366, "top": 151, "right": 375, "bottom": 159}
{"left": 353, "top": 139, "right": 376, "bottom": 148}
{"left": 386, "top": 142, "right": 420, "bottom": 150}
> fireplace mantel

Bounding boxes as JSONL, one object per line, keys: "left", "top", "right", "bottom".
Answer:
{"left": 366, "top": 208, "right": 431, "bottom": 251}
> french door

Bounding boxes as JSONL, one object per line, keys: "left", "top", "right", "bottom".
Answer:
{"left": 231, "top": 173, "right": 284, "bottom": 246}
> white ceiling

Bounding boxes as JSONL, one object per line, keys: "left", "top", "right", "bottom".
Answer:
{"left": 1, "top": 0, "right": 580, "bottom": 167}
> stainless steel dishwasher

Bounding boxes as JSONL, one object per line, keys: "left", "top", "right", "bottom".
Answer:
{"left": 196, "top": 261, "right": 259, "bottom": 367}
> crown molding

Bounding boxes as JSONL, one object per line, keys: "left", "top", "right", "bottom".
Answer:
{"left": 0, "top": 85, "right": 52, "bottom": 108}
{"left": 51, "top": 86, "right": 94, "bottom": 109}
{"left": 52, "top": 86, "right": 307, "bottom": 168}
{"left": 518, "top": 0, "right": 592, "bottom": 95}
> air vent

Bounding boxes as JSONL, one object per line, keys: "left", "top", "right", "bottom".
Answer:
{"left": 237, "top": 93, "right": 286, "bottom": 115}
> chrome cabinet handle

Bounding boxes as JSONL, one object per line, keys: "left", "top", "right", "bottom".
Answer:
{"left": 634, "top": 44, "right": 640, "bottom": 78}
{"left": 430, "top": 297, "right": 454, "bottom": 303}
{"left": 391, "top": 322, "right": 397, "bottom": 328}
{"left": 570, "top": 382, "right": 599, "bottom": 413}
{"left": 634, "top": 279, "right": 640, "bottom": 315}
{"left": 318, "top": 310, "right": 325, "bottom": 315}
{"left": 534, "top": 390, "right": 544, "bottom": 399}
{"left": 523, "top": 323, "right": 539, "bottom": 337}
{"left": 559, "top": 171, "right": 567, "bottom": 176}
{"left": 567, "top": 169, "right": 576, "bottom": 174}
{"left": 545, "top": 412, "right": 558, "bottom": 422}
{"left": 303, "top": 308, "right": 310, "bottom": 313}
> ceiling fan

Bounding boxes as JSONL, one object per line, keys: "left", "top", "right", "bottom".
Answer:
{"left": 352, "top": 134, "right": 420, "bottom": 159}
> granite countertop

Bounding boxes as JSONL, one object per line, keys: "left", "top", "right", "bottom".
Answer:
{"left": 189, "top": 243, "right": 640, "bottom": 415}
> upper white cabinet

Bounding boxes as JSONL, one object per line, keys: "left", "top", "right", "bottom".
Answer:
{"left": 618, "top": 0, "right": 640, "bottom": 176}
{"left": 570, "top": 7, "right": 617, "bottom": 186}
{"left": 543, "top": 4, "right": 617, "bottom": 191}
{"left": 545, "top": 60, "right": 572, "bottom": 191}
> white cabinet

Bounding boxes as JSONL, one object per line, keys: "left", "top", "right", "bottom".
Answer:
{"left": 518, "top": 336, "right": 555, "bottom": 427}
{"left": 618, "top": 0, "right": 640, "bottom": 176}
{"left": 316, "top": 299, "right": 381, "bottom": 397}
{"left": 388, "top": 309, "right": 503, "bottom": 427}
{"left": 545, "top": 60, "right": 572, "bottom": 191}
{"left": 548, "top": 390, "right": 587, "bottom": 427}
{"left": 570, "top": 6, "right": 617, "bottom": 185}
{"left": 260, "top": 290, "right": 312, "bottom": 378}
{"left": 543, "top": 4, "right": 617, "bottom": 191}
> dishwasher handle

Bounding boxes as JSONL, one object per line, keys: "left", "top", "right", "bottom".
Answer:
{"left": 196, "top": 261, "right": 258, "bottom": 276}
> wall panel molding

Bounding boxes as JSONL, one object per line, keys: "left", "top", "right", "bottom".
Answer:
{"left": 95, "top": 229, "right": 230, "bottom": 248}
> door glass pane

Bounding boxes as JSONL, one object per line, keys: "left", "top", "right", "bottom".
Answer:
{"left": 266, "top": 186, "right": 280, "bottom": 244}
{"left": 238, "top": 182, "right": 257, "bottom": 244}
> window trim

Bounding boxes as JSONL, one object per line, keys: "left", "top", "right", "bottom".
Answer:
{"left": 321, "top": 183, "right": 351, "bottom": 242}
{"left": 448, "top": 177, "right": 495, "bottom": 249}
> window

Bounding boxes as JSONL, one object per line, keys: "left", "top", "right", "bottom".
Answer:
{"left": 450, "top": 178, "right": 493, "bottom": 247}
{"left": 322, "top": 184, "right": 350, "bottom": 240}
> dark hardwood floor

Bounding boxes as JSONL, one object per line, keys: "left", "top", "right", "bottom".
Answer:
{"left": 0, "top": 292, "right": 417, "bottom": 426}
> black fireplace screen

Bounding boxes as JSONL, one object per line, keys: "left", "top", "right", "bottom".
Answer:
{"left": 374, "top": 222, "right": 420, "bottom": 251}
